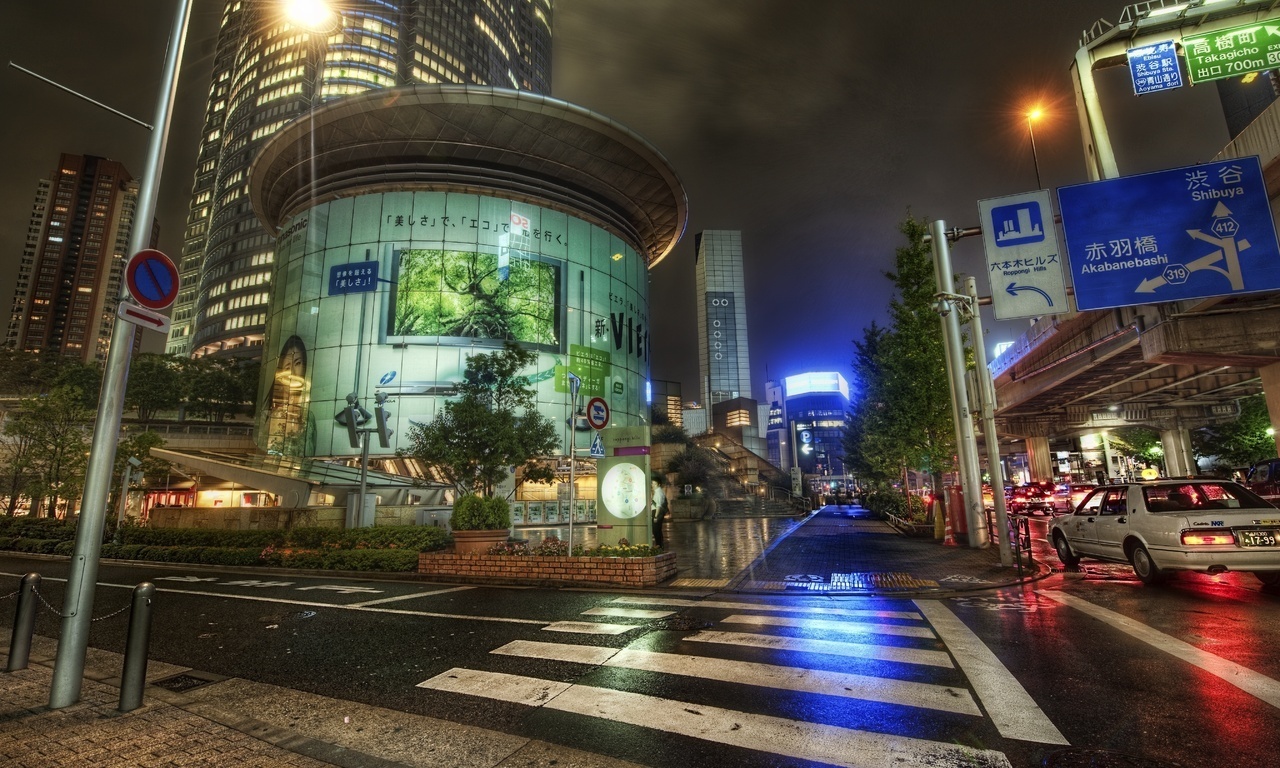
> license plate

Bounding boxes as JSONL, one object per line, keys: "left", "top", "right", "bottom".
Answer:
{"left": 1239, "top": 530, "right": 1279, "bottom": 547}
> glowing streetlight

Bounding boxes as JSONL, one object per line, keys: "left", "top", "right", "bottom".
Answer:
{"left": 1026, "top": 107, "right": 1044, "bottom": 189}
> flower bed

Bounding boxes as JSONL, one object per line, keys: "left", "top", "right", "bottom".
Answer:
{"left": 418, "top": 550, "right": 678, "bottom": 587}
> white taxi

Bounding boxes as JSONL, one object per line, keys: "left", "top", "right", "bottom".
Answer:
{"left": 1048, "top": 479, "right": 1280, "bottom": 586}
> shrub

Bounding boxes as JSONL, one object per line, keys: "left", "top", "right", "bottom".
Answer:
{"left": 0, "top": 518, "right": 79, "bottom": 542}
{"left": 450, "top": 494, "right": 509, "bottom": 530}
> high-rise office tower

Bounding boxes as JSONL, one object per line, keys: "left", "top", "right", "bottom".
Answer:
{"left": 694, "top": 230, "right": 752, "bottom": 405}
{"left": 166, "top": 0, "right": 554, "bottom": 359}
{"left": 6, "top": 154, "right": 148, "bottom": 363}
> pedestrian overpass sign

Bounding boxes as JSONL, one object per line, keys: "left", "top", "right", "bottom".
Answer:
{"left": 1057, "top": 156, "right": 1280, "bottom": 311}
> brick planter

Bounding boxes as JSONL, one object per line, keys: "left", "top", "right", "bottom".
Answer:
{"left": 417, "top": 551, "right": 678, "bottom": 588}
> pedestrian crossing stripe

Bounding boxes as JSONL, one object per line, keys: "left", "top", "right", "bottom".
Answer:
{"left": 541, "top": 621, "right": 638, "bottom": 635}
{"left": 490, "top": 640, "right": 980, "bottom": 715}
{"left": 581, "top": 607, "right": 675, "bottom": 620}
{"left": 684, "top": 629, "right": 954, "bottom": 668}
{"left": 609, "top": 596, "right": 923, "bottom": 621}
{"left": 417, "top": 668, "right": 1013, "bottom": 768}
{"left": 719, "top": 613, "right": 937, "bottom": 639}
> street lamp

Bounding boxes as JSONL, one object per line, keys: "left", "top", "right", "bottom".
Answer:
{"left": 1026, "top": 107, "right": 1044, "bottom": 189}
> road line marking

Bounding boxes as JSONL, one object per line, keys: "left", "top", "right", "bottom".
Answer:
{"left": 581, "top": 607, "right": 674, "bottom": 619}
{"left": 417, "top": 668, "right": 1012, "bottom": 768}
{"left": 914, "top": 600, "right": 1069, "bottom": 745}
{"left": 0, "top": 573, "right": 549, "bottom": 627}
{"left": 1038, "top": 589, "right": 1280, "bottom": 710}
{"left": 491, "top": 640, "right": 979, "bottom": 715}
{"left": 418, "top": 667, "right": 571, "bottom": 705}
{"left": 721, "top": 614, "right": 935, "bottom": 639}
{"left": 542, "top": 621, "right": 638, "bottom": 635}
{"left": 348, "top": 586, "right": 475, "bottom": 607}
{"left": 610, "top": 596, "right": 922, "bottom": 621}
{"left": 685, "top": 629, "right": 954, "bottom": 668}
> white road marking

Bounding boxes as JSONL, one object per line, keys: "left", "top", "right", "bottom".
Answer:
{"left": 581, "top": 607, "right": 675, "bottom": 619}
{"left": 491, "top": 640, "right": 979, "bottom": 714}
{"left": 542, "top": 621, "right": 638, "bottom": 635}
{"left": 685, "top": 629, "right": 954, "bottom": 668}
{"left": 1039, "top": 589, "right": 1280, "bottom": 710}
{"left": 609, "top": 596, "right": 922, "bottom": 620}
{"left": 416, "top": 668, "right": 1012, "bottom": 768}
{"left": 0, "top": 571, "right": 546, "bottom": 626}
{"left": 721, "top": 613, "right": 936, "bottom": 639}
{"left": 914, "top": 600, "right": 1069, "bottom": 745}
{"left": 348, "top": 586, "right": 475, "bottom": 607}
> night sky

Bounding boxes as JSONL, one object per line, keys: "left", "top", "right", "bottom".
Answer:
{"left": 0, "top": 1, "right": 1232, "bottom": 402}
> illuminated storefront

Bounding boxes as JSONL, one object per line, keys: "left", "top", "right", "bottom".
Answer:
{"left": 248, "top": 85, "right": 687, "bottom": 462}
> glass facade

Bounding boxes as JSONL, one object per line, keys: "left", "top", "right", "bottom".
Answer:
{"left": 695, "top": 230, "right": 752, "bottom": 404}
{"left": 255, "top": 190, "right": 651, "bottom": 458}
{"left": 167, "top": 0, "right": 555, "bottom": 360}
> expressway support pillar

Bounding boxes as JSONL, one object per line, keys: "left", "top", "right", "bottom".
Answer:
{"left": 1259, "top": 362, "right": 1280, "bottom": 456}
{"left": 1025, "top": 436, "right": 1053, "bottom": 483}
{"left": 1160, "top": 426, "right": 1197, "bottom": 477}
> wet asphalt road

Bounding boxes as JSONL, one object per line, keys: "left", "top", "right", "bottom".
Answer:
{"left": 2, "top": 540, "right": 1279, "bottom": 768}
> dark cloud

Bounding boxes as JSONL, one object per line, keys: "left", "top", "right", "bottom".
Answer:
{"left": 1, "top": 1, "right": 1232, "bottom": 401}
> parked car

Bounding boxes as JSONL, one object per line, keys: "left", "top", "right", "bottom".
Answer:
{"left": 1052, "top": 482, "right": 1097, "bottom": 514}
{"left": 1245, "top": 458, "right": 1280, "bottom": 502}
{"left": 1048, "top": 479, "right": 1280, "bottom": 586}
{"left": 1008, "top": 483, "right": 1055, "bottom": 515}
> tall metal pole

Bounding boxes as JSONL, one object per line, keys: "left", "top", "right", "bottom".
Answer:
{"left": 929, "top": 221, "right": 989, "bottom": 548}
{"left": 51, "top": 0, "right": 194, "bottom": 708}
{"left": 965, "top": 276, "right": 1012, "bottom": 566}
{"left": 1027, "top": 117, "right": 1043, "bottom": 190}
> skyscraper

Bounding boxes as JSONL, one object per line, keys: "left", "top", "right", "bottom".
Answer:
{"left": 694, "top": 230, "right": 752, "bottom": 405}
{"left": 166, "top": 0, "right": 554, "bottom": 359}
{"left": 6, "top": 154, "right": 147, "bottom": 363}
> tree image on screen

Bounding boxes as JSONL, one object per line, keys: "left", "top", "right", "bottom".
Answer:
{"left": 392, "top": 249, "right": 558, "bottom": 346}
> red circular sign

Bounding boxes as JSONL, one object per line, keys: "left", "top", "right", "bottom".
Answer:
{"left": 126, "top": 249, "right": 180, "bottom": 310}
{"left": 586, "top": 397, "right": 610, "bottom": 430}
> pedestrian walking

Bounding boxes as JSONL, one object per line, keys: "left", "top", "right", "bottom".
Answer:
{"left": 651, "top": 479, "right": 668, "bottom": 547}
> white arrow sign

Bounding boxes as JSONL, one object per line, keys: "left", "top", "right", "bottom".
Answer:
{"left": 116, "top": 301, "right": 171, "bottom": 334}
{"left": 296, "top": 585, "right": 384, "bottom": 595}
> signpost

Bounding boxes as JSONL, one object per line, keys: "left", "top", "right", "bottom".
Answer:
{"left": 116, "top": 302, "right": 171, "bottom": 335}
{"left": 328, "top": 261, "right": 379, "bottom": 296}
{"left": 585, "top": 396, "right": 610, "bottom": 430}
{"left": 125, "top": 249, "right": 179, "bottom": 309}
{"left": 1184, "top": 23, "right": 1280, "bottom": 85}
{"left": 978, "top": 190, "right": 1069, "bottom": 319}
{"left": 1058, "top": 156, "right": 1280, "bottom": 311}
{"left": 1127, "top": 41, "right": 1183, "bottom": 94}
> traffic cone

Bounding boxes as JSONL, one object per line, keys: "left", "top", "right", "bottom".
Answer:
{"left": 942, "top": 508, "right": 957, "bottom": 547}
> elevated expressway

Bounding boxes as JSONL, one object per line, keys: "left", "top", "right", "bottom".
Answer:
{"left": 990, "top": 96, "right": 1280, "bottom": 481}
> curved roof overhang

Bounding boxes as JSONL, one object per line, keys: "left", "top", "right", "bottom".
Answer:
{"left": 250, "top": 85, "right": 688, "bottom": 267}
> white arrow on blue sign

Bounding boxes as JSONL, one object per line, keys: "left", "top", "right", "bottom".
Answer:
{"left": 978, "top": 189, "right": 1070, "bottom": 320}
{"left": 1058, "top": 156, "right": 1280, "bottom": 311}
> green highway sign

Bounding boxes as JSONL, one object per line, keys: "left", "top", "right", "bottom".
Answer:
{"left": 1184, "top": 22, "right": 1280, "bottom": 84}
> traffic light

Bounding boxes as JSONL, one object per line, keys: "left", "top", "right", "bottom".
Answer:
{"left": 373, "top": 392, "right": 393, "bottom": 449}
{"left": 336, "top": 393, "right": 370, "bottom": 449}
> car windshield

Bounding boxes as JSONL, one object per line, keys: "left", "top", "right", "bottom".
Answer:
{"left": 1141, "top": 481, "right": 1274, "bottom": 512}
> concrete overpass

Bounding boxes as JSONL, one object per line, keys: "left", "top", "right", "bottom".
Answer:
{"left": 990, "top": 92, "right": 1280, "bottom": 481}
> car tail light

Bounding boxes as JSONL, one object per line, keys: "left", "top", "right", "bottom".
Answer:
{"left": 1181, "top": 530, "right": 1235, "bottom": 546}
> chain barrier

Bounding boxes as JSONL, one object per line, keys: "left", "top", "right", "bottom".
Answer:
{"left": 0, "top": 588, "right": 20, "bottom": 601}
{"left": 28, "top": 584, "right": 132, "bottom": 622}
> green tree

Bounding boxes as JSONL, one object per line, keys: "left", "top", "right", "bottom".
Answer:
{"left": 111, "top": 430, "right": 170, "bottom": 514}
{"left": 0, "top": 424, "right": 36, "bottom": 516}
{"left": 182, "top": 356, "right": 258, "bottom": 422}
{"left": 400, "top": 344, "right": 559, "bottom": 495}
{"left": 665, "top": 445, "right": 720, "bottom": 492}
{"left": 1192, "top": 395, "right": 1274, "bottom": 472}
{"left": 125, "top": 354, "right": 183, "bottom": 422}
{"left": 10, "top": 387, "right": 92, "bottom": 517}
{"left": 843, "top": 218, "right": 954, "bottom": 492}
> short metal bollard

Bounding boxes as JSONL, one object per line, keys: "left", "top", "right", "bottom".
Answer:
{"left": 118, "top": 582, "right": 156, "bottom": 713}
{"left": 6, "top": 573, "right": 41, "bottom": 672}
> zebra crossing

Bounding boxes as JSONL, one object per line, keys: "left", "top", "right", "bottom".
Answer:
{"left": 417, "top": 595, "right": 1069, "bottom": 767}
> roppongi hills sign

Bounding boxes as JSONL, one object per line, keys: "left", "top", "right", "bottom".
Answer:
{"left": 254, "top": 191, "right": 655, "bottom": 458}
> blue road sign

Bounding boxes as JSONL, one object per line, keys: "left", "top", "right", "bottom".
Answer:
{"left": 1058, "top": 156, "right": 1280, "bottom": 311}
{"left": 979, "top": 190, "right": 1069, "bottom": 320}
{"left": 1127, "top": 41, "right": 1183, "bottom": 95}
{"left": 126, "top": 249, "right": 180, "bottom": 310}
{"left": 328, "top": 261, "right": 378, "bottom": 296}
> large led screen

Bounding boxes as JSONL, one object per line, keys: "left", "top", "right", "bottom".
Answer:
{"left": 387, "top": 248, "right": 560, "bottom": 350}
